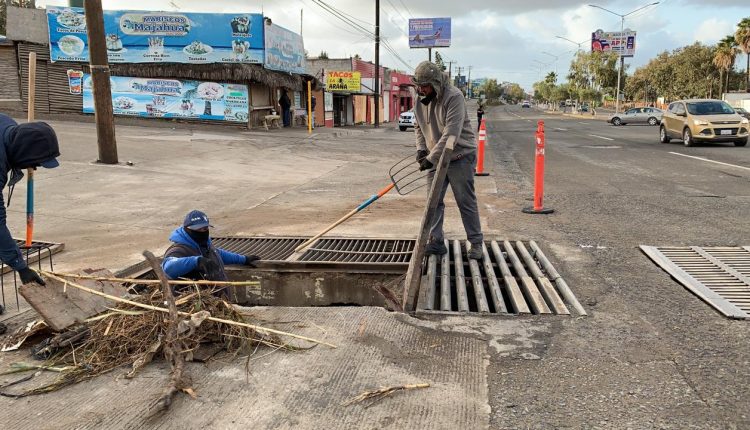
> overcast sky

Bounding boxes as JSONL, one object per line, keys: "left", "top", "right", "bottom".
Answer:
{"left": 40, "top": 0, "right": 750, "bottom": 90}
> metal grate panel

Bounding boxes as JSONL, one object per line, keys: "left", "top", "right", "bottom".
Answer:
{"left": 298, "top": 238, "right": 414, "bottom": 264}
{"left": 212, "top": 237, "right": 306, "bottom": 262}
{"left": 418, "top": 240, "right": 585, "bottom": 316}
{"left": 641, "top": 246, "right": 750, "bottom": 319}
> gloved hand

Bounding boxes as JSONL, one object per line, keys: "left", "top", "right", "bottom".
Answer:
{"left": 244, "top": 255, "right": 261, "bottom": 268}
{"left": 416, "top": 149, "right": 429, "bottom": 162}
{"left": 18, "top": 267, "right": 45, "bottom": 286}
{"left": 197, "top": 256, "right": 219, "bottom": 275}
{"left": 419, "top": 158, "right": 434, "bottom": 171}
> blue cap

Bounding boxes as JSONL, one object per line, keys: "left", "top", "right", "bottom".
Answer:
{"left": 183, "top": 210, "right": 213, "bottom": 229}
{"left": 40, "top": 158, "right": 59, "bottom": 169}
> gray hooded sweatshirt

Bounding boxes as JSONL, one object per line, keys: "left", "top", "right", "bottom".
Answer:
{"left": 412, "top": 61, "right": 476, "bottom": 164}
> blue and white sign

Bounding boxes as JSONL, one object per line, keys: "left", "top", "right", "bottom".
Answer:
{"left": 82, "top": 75, "right": 249, "bottom": 123}
{"left": 47, "top": 7, "right": 264, "bottom": 64}
{"left": 264, "top": 23, "right": 306, "bottom": 74}
{"left": 408, "top": 17, "right": 451, "bottom": 48}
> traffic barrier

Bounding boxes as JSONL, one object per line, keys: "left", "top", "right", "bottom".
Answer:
{"left": 522, "top": 120, "right": 554, "bottom": 214}
{"left": 475, "top": 118, "right": 489, "bottom": 176}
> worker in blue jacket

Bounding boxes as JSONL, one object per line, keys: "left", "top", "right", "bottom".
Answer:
{"left": 162, "top": 210, "right": 261, "bottom": 283}
{"left": 0, "top": 113, "right": 60, "bottom": 318}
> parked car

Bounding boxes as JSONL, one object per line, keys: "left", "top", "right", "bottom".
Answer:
{"left": 735, "top": 107, "right": 750, "bottom": 120}
{"left": 609, "top": 107, "right": 663, "bottom": 126}
{"left": 398, "top": 110, "right": 415, "bottom": 131}
{"left": 580, "top": 103, "right": 590, "bottom": 112}
{"left": 521, "top": 100, "right": 530, "bottom": 108}
{"left": 660, "top": 99, "right": 749, "bottom": 147}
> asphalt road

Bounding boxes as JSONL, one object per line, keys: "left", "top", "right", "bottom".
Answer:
{"left": 484, "top": 105, "right": 750, "bottom": 429}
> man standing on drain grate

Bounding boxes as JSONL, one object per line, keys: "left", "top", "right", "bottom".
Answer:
{"left": 162, "top": 210, "right": 262, "bottom": 290}
{"left": 0, "top": 114, "right": 59, "bottom": 298}
{"left": 412, "top": 61, "right": 484, "bottom": 260}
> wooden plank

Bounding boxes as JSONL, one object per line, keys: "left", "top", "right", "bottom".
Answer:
{"left": 453, "top": 240, "right": 469, "bottom": 312}
{"left": 692, "top": 247, "right": 750, "bottom": 287}
{"left": 465, "top": 241, "right": 489, "bottom": 313}
{"left": 20, "top": 269, "right": 127, "bottom": 331}
{"left": 640, "top": 246, "right": 747, "bottom": 319}
{"left": 440, "top": 239, "right": 451, "bottom": 311}
{"left": 503, "top": 241, "right": 550, "bottom": 314}
{"left": 481, "top": 242, "right": 507, "bottom": 313}
{"left": 490, "top": 241, "right": 530, "bottom": 314}
{"left": 403, "top": 136, "right": 457, "bottom": 310}
{"left": 515, "top": 241, "right": 569, "bottom": 315}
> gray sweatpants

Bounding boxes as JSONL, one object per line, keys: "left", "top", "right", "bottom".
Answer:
{"left": 427, "top": 152, "right": 484, "bottom": 245}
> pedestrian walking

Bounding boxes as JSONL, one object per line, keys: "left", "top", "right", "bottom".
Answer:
{"left": 476, "top": 105, "right": 485, "bottom": 131}
{"left": 411, "top": 61, "right": 484, "bottom": 260}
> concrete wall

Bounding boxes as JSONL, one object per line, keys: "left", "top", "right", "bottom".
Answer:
{"left": 7, "top": 7, "right": 48, "bottom": 45}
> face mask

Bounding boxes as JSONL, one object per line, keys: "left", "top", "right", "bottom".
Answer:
{"left": 186, "top": 228, "right": 209, "bottom": 245}
{"left": 421, "top": 91, "right": 437, "bottom": 106}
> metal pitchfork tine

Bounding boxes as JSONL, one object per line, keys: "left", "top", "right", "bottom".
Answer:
{"left": 388, "top": 153, "right": 433, "bottom": 196}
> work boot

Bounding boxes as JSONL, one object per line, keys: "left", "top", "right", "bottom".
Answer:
{"left": 467, "top": 244, "right": 483, "bottom": 260}
{"left": 425, "top": 240, "right": 448, "bottom": 256}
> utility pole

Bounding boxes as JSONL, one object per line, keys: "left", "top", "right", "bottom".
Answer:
{"left": 447, "top": 61, "right": 456, "bottom": 78}
{"left": 467, "top": 66, "right": 472, "bottom": 98}
{"left": 84, "top": 0, "right": 118, "bottom": 164}
{"left": 300, "top": 9, "right": 303, "bottom": 36}
{"left": 456, "top": 66, "right": 463, "bottom": 88}
{"left": 374, "top": 0, "right": 380, "bottom": 128}
{"left": 428, "top": 47, "right": 432, "bottom": 62}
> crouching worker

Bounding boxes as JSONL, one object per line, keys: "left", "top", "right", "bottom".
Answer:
{"left": 162, "top": 210, "right": 261, "bottom": 296}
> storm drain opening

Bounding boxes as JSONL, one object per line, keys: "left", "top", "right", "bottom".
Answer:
{"left": 641, "top": 245, "right": 750, "bottom": 319}
{"left": 116, "top": 236, "right": 583, "bottom": 316}
{"left": 418, "top": 240, "right": 585, "bottom": 316}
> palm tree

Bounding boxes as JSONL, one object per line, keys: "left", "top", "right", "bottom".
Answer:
{"left": 545, "top": 71, "right": 557, "bottom": 85}
{"left": 714, "top": 35, "right": 738, "bottom": 94}
{"left": 735, "top": 17, "right": 750, "bottom": 92}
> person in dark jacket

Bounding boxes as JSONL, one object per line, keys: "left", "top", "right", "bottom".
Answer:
{"left": 279, "top": 89, "right": 292, "bottom": 127}
{"left": 476, "top": 105, "right": 485, "bottom": 131}
{"left": 0, "top": 113, "right": 60, "bottom": 319}
{"left": 310, "top": 95, "right": 317, "bottom": 129}
{"left": 162, "top": 210, "right": 261, "bottom": 285}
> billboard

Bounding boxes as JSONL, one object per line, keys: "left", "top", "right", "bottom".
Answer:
{"left": 591, "top": 29, "right": 636, "bottom": 57}
{"left": 82, "top": 75, "right": 249, "bottom": 122}
{"left": 326, "top": 71, "right": 361, "bottom": 92}
{"left": 47, "top": 7, "right": 264, "bottom": 64}
{"left": 264, "top": 23, "right": 306, "bottom": 74}
{"left": 408, "top": 18, "right": 451, "bottom": 48}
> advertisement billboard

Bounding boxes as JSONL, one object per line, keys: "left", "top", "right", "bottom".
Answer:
{"left": 408, "top": 18, "right": 451, "bottom": 48}
{"left": 47, "top": 7, "right": 264, "bottom": 64}
{"left": 82, "top": 75, "right": 249, "bottom": 122}
{"left": 591, "top": 29, "right": 636, "bottom": 57}
{"left": 264, "top": 23, "right": 306, "bottom": 74}
{"left": 326, "top": 71, "right": 361, "bottom": 92}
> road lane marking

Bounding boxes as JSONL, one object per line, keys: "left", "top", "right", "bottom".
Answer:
{"left": 669, "top": 152, "right": 750, "bottom": 172}
{"left": 588, "top": 134, "right": 614, "bottom": 141}
{"left": 554, "top": 127, "right": 568, "bottom": 131}
{"left": 527, "top": 119, "right": 532, "bottom": 122}
{"left": 579, "top": 121, "right": 590, "bottom": 125}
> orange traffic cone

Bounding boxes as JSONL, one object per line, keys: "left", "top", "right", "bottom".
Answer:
{"left": 475, "top": 118, "right": 489, "bottom": 176}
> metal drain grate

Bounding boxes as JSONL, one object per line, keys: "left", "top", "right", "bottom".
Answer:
{"left": 641, "top": 246, "right": 750, "bottom": 319}
{"left": 212, "top": 237, "right": 306, "bottom": 261}
{"left": 418, "top": 240, "right": 585, "bottom": 316}
{"left": 298, "top": 238, "right": 414, "bottom": 263}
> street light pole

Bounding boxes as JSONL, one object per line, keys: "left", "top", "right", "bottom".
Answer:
{"left": 588, "top": 2, "right": 659, "bottom": 114}
{"left": 542, "top": 51, "right": 559, "bottom": 76}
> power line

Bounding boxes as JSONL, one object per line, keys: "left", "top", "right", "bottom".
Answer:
{"left": 397, "top": 0, "right": 414, "bottom": 18}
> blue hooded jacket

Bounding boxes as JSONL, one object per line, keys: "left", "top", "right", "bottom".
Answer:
{"left": 0, "top": 113, "right": 60, "bottom": 270}
{"left": 161, "top": 227, "right": 246, "bottom": 279}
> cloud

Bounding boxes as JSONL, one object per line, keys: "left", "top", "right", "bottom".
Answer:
{"left": 694, "top": 18, "right": 736, "bottom": 44}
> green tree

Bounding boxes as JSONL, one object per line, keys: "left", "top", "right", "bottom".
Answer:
{"left": 434, "top": 51, "right": 447, "bottom": 71}
{"left": 545, "top": 71, "right": 557, "bottom": 84}
{"left": 504, "top": 83, "right": 526, "bottom": 103}
{"left": 714, "top": 35, "right": 738, "bottom": 94}
{"left": 318, "top": 51, "right": 329, "bottom": 59}
{"left": 735, "top": 17, "right": 750, "bottom": 91}
{"left": 480, "top": 79, "right": 502, "bottom": 101}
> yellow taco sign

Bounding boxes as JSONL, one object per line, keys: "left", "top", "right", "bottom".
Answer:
{"left": 326, "top": 71, "right": 361, "bottom": 92}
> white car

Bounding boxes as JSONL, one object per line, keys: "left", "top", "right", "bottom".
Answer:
{"left": 399, "top": 111, "right": 415, "bottom": 131}
{"left": 521, "top": 101, "right": 531, "bottom": 108}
